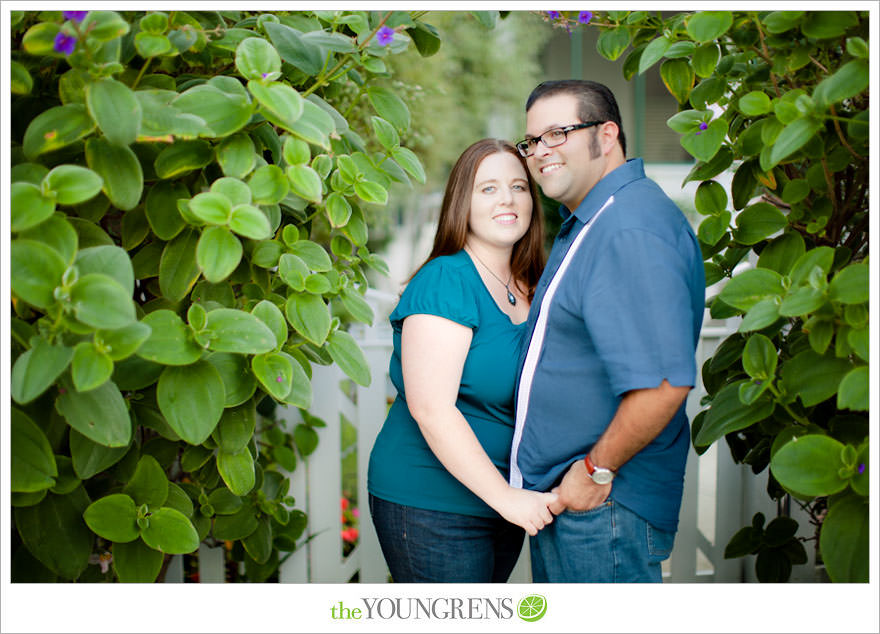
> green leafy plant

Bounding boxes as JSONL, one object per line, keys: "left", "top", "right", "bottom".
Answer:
{"left": 580, "top": 10, "right": 869, "bottom": 582}
{"left": 9, "top": 8, "right": 456, "bottom": 582}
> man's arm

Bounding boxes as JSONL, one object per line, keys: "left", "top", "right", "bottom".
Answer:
{"left": 547, "top": 379, "right": 690, "bottom": 514}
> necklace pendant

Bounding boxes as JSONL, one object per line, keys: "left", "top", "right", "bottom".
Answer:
{"left": 506, "top": 289, "right": 517, "bottom": 306}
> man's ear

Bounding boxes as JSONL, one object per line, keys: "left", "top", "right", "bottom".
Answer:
{"left": 598, "top": 121, "right": 620, "bottom": 155}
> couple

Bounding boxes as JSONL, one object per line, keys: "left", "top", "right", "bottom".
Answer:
{"left": 368, "top": 80, "right": 706, "bottom": 583}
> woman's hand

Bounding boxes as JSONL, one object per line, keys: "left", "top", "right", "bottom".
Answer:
{"left": 493, "top": 487, "right": 558, "bottom": 536}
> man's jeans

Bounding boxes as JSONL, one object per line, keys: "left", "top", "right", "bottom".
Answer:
{"left": 369, "top": 494, "right": 524, "bottom": 582}
{"left": 530, "top": 499, "right": 675, "bottom": 582}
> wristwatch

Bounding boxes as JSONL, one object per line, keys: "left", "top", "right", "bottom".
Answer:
{"left": 584, "top": 454, "right": 615, "bottom": 485}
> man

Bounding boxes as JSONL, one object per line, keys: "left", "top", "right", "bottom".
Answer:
{"left": 510, "top": 80, "right": 705, "bottom": 582}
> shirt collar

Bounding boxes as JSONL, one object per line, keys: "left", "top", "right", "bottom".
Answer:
{"left": 557, "top": 158, "right": 646, "bottom": 225}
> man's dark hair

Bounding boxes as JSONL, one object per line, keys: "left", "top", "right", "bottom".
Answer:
{"left": 526, "top": 80, "right": 627, "bottom": 157}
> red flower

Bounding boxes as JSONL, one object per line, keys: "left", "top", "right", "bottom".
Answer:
{"left": 341, "top": 527, "right": 359, "bottom": 543}
{"left": 341, "top": 497, "right": 350, "bottom": 510}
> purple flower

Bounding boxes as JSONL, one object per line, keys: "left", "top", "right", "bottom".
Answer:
{"left": 262, "top": 72, "right": 269, "bottom": 79}
{"left": 547, "top": 11, "right": 562, "bottom": 20}
{"left": 63, "top": 11, "right": 89, "bottom": 22}
{"left": 376, "top": 25, "right": 394, "bottom": 46}
{"left": 699, "top": 122, "right": 709, "bottom": 130}
{"left": 858, "top": 463, "right": 865, "bottom": 474}
{"left": 53, "top": 32, "right": 77, "bottom": 55}
{"left": 578, "top": 11, "right": 593, "bottom": 25}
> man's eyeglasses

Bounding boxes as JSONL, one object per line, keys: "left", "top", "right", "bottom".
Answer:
{"left": 515, "top": 121, "right": 605, "bottom": 158}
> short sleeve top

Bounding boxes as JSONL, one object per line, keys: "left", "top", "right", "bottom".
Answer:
{"left": 368, "top": 250, "right": 528, "bottom": 517}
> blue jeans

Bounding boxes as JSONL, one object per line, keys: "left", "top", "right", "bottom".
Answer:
{"left": 369, "top": 494, "right": 525, "bottom": 583}
{"left": 530, "top": 499, "right": 675, "bottom": 582}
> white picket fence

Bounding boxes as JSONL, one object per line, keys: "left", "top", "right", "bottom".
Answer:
{"left": 165, "top": 291, "right": 821, "bottom": 584}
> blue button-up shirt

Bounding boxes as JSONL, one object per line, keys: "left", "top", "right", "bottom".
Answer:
{"left": 511, "top": 158, "right": 705, "bottom": 532}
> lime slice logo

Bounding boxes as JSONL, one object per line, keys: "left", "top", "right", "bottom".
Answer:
{"left": 517, "top": 594, "right": 547, "bottom": 622}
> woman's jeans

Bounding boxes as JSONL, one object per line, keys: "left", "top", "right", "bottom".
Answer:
{"left": 369, "top": 494, "right": 525, "bottom": 583}
{"left": 529, "top": 498, "right": 675, "bottom": 582}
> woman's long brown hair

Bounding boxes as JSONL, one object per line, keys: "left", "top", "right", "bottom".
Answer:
{"left": 411, "top": 139, "right": 545, "bottom": 301}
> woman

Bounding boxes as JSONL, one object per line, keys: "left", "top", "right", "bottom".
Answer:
{"left": 367, "top": 139, "right": 557, "bottom": 582}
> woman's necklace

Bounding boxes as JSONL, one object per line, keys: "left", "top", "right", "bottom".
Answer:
{"left": 466, "top": 248, "right": 517, "bottom": 306}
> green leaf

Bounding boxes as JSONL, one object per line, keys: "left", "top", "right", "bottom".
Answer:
{"left": 694, "top": 380, "right": 775, "bottom": 448}
{"left": 217, "top": 448, "right": 256, "bottom": 496}
{"left": 719, "top": 268, "right": 784, "bottom": 312}
{"left": 140, "top": 507, "right": 200, "bottom": 554}
{"left": 407, "top": 21, "right": 442, "bottom": 57}
{"left": 766, "top": 117, "right": 822, "bottom": 169}
{"left": 681, "top": 116, "right": 727, "bottom": 163}
{"left": 235, "top": 37, "right": 282, "bottom": 81}
{"left": 242, "top": 517, "right": 273, "bottom": 564}
{"left": 218, "top": 133, "right": 257, "bottom": 179}
{"left": 757, "top": 233, "right": 805, "bottom": 276}
{"left": 326, "top": 330, "right": 371, "bottom": 387}
{"left": 280, "top": 352, "right": 312, "bottom": 409}
{"left": 286, "top": 164, "right": 323, "bottom": 203}
{"left": 56, "top": 376, "right": 132, "bottom": 447}
{"left": 69, "top": 429, "right": 129, "bottom": 479}
{"left": 11, "top": 338, "right": 73, "bottom": 404}
{"left": 694, "top": 180, "right": 727, "bottom": 215}
{"left": 252, "top": 300, "right": 288, "bottom": 349}
{"left": 85, "top": 137, "right": 143, "bottom": 211}
{"left": 686, "top": 11, "right": 733, "bottom": 42}
{"left": 781, "top": 349, "right": 853, "bottom": 408}
{"left": 11, "top": 182, "right": 55, "bottom": 233}
{"left": 205, "top": 308, "right": 277, "bottom": 355}
{"left": 355, "top": 180, "right": 388, "bottom": 205}
{"left": 189, "top": 191, "right": 232, "bottom": 225}
{"left": 691, "top": 42, "right": 720, "bottom": 78}
{"left": 742, "top": 334, "right": 777, "bottom": 381}
{"left": 172, "top": 84, "right": 253, "bottom": 138}
{"left": 123, "top": 455, "right": 169, "bottom": 507}
{"left": 212, "top": 502, "right": 258, "bottom": 540}
{"left": 739, "top": 91, "right": 772, "bottom": 116}
{"left": 248, "top": 80, "right": 304, "bottom": 132}
{"left": 157, "top": 361, "right": 225, "bottom": 445}
{"left": 252, "top": 351, "right": 294, "bottom": 400}
{"left": 325, "top": 192, "right": 353, "bottom": 228}
{"left": 248, "top": 164, "right": 289, "bottom": 205}
{"left": 738, "top": 298, "right": 781, "bottom": 333}
{"left": 734, "top": 202, "right": 787, "bottom": 245}
{"left": 838, "top": 366, "right": 868, "bottom": 412}
{"left": 113, "top": 539, "right": 163, "bottom": 582}
{"left": 10, "top": 239, "right": 66, "bottom": 309}
{"left": 154, "top": 140, "right": 214, "bottom": 179}
{"left": 213, "top": 402, "right": 256, "bottom": 454}
{"left": 828, "top": 263, "right": 868, "bottom": 304}
{"left": 367, "top": 86, "right": 410, "bottom": 132}
{"left": 207, "top": 488, "right": 243, "bottom": 515}
{"left": 197, "top": 226, "right": 243, "bottom": 283}
{"left": 289, "top": 240, "right": 332, "bottom": 272}
{"left": 288, "top": 99, "right": 335, "bottom": 149}
{"left": 371, "top": 116, "right": 400, "bottom": 150}
{"left": 71, "top": 342, "right": 113, "bottom": 392}
{"left": 75, "top": 245, "right": 134, "bottom": 295}
{"left": 145, "top": 180, "right": 188, "bottom": 241}
{"left": 790, "top": 246, "right": 834, "bottom": 286}
{"left": 771, "top": 435, "right": 848, "bottom": 497}
{"left": 285, "top": 293, "right": 331, "bottom": 346}
{"left": 70, "top": 273, "right": 136, "bottom": 330}
{"left": 23, "top": 104, "right": 95, "bottom": 159}
{"left": 801, "top": 10, "right": 858, "bottom": 39}
{"left": 137, "top": 309, "right": 203, "bottom": 366}
{"left": 14, "top": 488, "right": 92, "bottom": 580}
{"left": 596, "top": 26, "right": 631, "bottom": 61}
{"left": 43, "top": 165, "right": 103, "bottom": 206}
{"left": 86, "top": 78, "right": 142, "bottom": 146}
{"left": 779, "top": 286, "right": 825, "bottom": 319}
{"left": 11, "top": 408, "right": 58, "bottom": 493}
{"left": 83, "top": 494, "right": 139, "bottom": 543}
{"left": 205, "top": 352, "right": 258, "bottom": 407}
{"left": 638, "top": 36, "right": 671, "bottom": 75}
{"left": 391, "top": 147, "right": 426, "bottom": 184}
{"left": 283, "top": 136, "right": 311, "bottom": 165}
{"left": 820, "top": 494, "right": 868, "bottom": 582}
{"left": 160, "top": 228, "right": 201, "bottom": 303}
{"left": 263, "top": 22, "right": 323, "bottom": 76}
{"left": 762, "top": 11, "right": 804, "bottom": 33}
{"left": 11, "top": 59, "right": 33, "bottom": 94}
{"left": 81, "top": 10, "right": 130, "bottom": 41}
{"left": 294, "top": 423, "right": 319, "bottom": 457}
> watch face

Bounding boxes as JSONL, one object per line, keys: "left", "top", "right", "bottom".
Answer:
{"left": 591, "top": 469, "right": 614, "bottom": 485}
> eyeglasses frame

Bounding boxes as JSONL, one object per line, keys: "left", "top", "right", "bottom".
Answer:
{"left": 515, "top": 121, "right": 606, "bottom": 158}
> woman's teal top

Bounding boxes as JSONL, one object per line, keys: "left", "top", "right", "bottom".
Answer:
{"left": 367, "top": 250, "right": 528, "bottom": 518}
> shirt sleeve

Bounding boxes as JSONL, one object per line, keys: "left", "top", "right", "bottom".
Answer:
{"left": 390, "top": 258, "right": 479, "bottom": 331}
{"left": 582, "top": 227, "right": 698, "bottom": 396}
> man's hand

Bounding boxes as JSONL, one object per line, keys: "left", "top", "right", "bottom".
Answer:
{"left": 547, "top": 458, "right": 611, "bottom": 515}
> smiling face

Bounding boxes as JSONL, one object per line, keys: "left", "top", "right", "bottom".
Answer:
{"left": 525, "top": 93, "right": 615, "bottom": 211}
{"left": 466, "top": 151, "right": 534, "bottom": 252}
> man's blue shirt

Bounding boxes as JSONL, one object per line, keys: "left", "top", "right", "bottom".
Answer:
{"left": 512, "top": 158, "right": 705, "bottom": 532}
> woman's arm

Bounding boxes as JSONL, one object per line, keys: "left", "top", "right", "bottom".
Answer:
{"left": 401, "top": 314, "right": 556, "bottom": 535}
